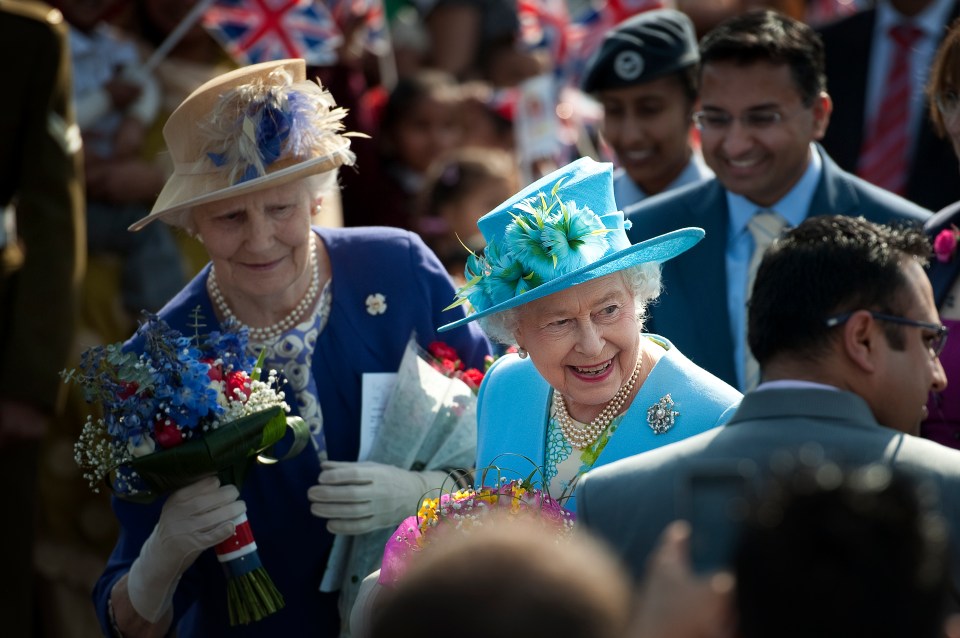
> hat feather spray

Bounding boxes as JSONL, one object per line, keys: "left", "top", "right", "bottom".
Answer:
{"left": 202, "top": 67, "right": 352, "bottom": 185}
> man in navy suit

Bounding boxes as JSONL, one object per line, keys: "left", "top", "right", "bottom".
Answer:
{"left": 579, "top": 216, "right": 960, "bottom": 593}
{"left": 625, "top": 10, "right": 931, "bottom": 391}
{"left": 819, "top": 0, "right": 960, "bottom": 212}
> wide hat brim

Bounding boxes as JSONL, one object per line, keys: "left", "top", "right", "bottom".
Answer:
{"left": 128, "top": 140, "right": 354, "bottom": 231}
{"left": 438, "top": 226, "right": 704, "bottom": 332}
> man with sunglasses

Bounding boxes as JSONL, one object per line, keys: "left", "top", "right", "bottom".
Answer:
{"left": 578, "top": 216, "right": 960, "bottom": 598}
{"left": 623, "top": 9, "right": 930, "bottom": 393}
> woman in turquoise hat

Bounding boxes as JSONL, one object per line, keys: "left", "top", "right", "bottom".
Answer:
{"left": 439, "top": 156, "right": 742, "bottom": 510}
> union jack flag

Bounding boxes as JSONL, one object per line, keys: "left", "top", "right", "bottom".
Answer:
{"left": 203, "top": 0, "right": 343, "bottom": 67}
{"left": 325, "top": 0, "right": 390, "bottom": 55}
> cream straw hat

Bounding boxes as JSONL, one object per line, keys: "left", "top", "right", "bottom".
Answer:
{"left": 130, "top": 58, "right": 356, "bottom": 231}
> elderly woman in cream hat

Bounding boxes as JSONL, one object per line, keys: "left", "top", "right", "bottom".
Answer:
{"left": 93, "top": 59, "right": 490, "bottom": 637}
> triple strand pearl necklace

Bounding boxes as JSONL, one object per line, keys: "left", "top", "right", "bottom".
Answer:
{"left": 207, "top": 237, "right": 321, "bottom": 343}
{"left": 553, "top": 355, "right": 643, "bottom": 449}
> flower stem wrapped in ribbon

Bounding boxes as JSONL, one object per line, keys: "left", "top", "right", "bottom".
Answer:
{"left": 64, "top": 310, "right": 310, "bottom": 625}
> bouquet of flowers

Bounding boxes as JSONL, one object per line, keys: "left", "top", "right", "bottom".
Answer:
{"left": 378, "top": 462, "right": 576, "bottom": 586}
{"left": 64, "top": 309, "right": 310, "bottom": 625}
{"left": 425, "top": 341, "right": 515, "bottom": 394}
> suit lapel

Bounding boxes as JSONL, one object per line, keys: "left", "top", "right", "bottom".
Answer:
{"left": 668, "top": 182, "right": 736, "bottom": 383}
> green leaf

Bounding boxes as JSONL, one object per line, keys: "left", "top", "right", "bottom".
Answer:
{"left": 115, "top": 406, "right": 299, "bottom": 501}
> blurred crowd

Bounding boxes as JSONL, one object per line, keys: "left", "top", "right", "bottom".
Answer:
{"left": 4, "top": 0, "right": 960, "bottom": 635}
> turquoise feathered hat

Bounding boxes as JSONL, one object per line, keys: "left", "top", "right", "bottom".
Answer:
{"left": 438, "top": 157, "right": 704, "bottom": 332}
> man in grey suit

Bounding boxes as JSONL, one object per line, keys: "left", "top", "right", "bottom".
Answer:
{"left": 578, "top": 216, "right": 960, "bottom": 590}
{"left": 624, "top": 10, "right": 931, "bottom": 391}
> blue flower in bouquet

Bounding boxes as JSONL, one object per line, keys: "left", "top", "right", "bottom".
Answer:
{"left": 64, "top": 310, "right": 289, "bottom": 495}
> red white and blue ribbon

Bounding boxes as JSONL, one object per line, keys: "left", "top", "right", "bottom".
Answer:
{"left": 215, "top": 513, "right": 264, "bottom": 578}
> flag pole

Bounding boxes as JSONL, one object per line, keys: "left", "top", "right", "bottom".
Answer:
{"left": 140, "top": 0, "right": 219, "bottom": 74}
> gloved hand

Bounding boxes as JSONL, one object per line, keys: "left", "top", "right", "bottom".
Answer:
{"left": 127, "top": 476, "right": 246, "bottom": 622}
{"left": 307, "top": 461, "right": 448, "bottom": 535}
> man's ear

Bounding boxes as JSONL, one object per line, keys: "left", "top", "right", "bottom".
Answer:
{"left": 841, "top": 310, "right": 879, "bottom": 373}
{"left": 811, "top": 91, "right": 832, "bottom": 141}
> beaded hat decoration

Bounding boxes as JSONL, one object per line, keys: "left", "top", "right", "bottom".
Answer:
{"left": 437, "top": 157, "right": 705, "bottom": 332}
{"left": 130, "top": 59, "right": 357, "bottom": 231}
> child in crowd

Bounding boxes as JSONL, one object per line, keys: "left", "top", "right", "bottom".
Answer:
{"left": 418, "top": 147, "right": 518, "bottom": 284}
{"left": 342, "top": 70, "right": 462, "bottom": 230}
{"left": 56, "top": 0, "right": 184, "bottom": 315}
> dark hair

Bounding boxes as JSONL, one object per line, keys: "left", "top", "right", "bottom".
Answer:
{"left": 927, "top": 18, "right": 960, "bottom": 136}
{"left": 370, "top": 518, "right": 631, "bottom": 638}
{"left": 735, "top": 463, "right": 950, "bottom": 638}
{"left": 420, "top": 147, "right": 515, "bottom": 218}
{"left": 378, "top": 70, "right": 460, "bottom": 156}
{"left": 677, "top": 64, "right": 700, "bottom": 103}
{"left": 699, "top": 9, "right": 826, "bottom": 106}
{"left": 747, "top": 216, "right": 930, "bottom": 367}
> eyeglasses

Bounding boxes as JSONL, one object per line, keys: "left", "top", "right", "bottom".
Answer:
{"left": 692, "top": 108, "right": 800, "bottom": 132}
{"left": 936, "top": 89, "right": 960, "bottom": 118}
{"left": 824, "top": 311, "right": 949, "bottom": 357}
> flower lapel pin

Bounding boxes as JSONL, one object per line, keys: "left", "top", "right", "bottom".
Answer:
{"left": 934, "top": 225, "right": 960, "bottom": 263}
{"left": 647, "top": 394, "right": 679, "bottom": 435}
{"left": 366, "top": 293, "right": 387, "bottom": 316}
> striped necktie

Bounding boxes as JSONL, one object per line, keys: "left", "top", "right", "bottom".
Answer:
{"left": 856, "top": 23, "right": 924, "bottom": 195}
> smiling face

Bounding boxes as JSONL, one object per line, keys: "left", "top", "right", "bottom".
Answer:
{"left": 514, "top": 274, "right": 641, "bottom": 422}
{"left": 598, "top": 75, "right": 695, "bottom": 195}
{"left": 699, "top": 60, "right": 831, "bottom": 207}
{"left": 193, "top": 180, "right": 316, "bottom": 314}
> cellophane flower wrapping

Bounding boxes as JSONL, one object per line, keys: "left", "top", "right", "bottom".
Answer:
{"left": 64, "top": 310, "right": 309, "bottom": 625}
{"left": 379, "top": 478, "right": 576, "bottom": 587}
{"left": 327, "top": 334, "right": 481, "bottom": 624}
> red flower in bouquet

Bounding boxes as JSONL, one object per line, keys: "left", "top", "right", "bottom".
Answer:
{"left": 426, "top": 340, "right": 501, "bottom": 395}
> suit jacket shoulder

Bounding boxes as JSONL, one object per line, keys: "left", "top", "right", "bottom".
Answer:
{"left": 812, "top": 147, "right": 931, "bottom": 224}
{"left": 924, "top": 201, "right": 960, "bottom": 305}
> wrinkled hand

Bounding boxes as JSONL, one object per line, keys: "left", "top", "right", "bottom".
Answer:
{"left": 127, "top": 476, "right": 245, "bottom": 622}
{"left": 308, "top": 461, "right": 448, "bottom": 535}
{"left": 631, "top": 520, "right": 736, "bottom": 638}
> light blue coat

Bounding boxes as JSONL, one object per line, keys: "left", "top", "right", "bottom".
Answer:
{"left": 475, "top": 336, "right": 742, "bottom": 511}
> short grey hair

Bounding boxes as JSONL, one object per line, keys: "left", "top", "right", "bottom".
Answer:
{"left": 169, "top": 169, "right": 340, "bottom": 234}
{"left": 478, "top": 262, "right": 663, "bottom": 345}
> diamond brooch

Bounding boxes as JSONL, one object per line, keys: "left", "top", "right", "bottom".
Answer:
{"left": 647, "top": 394, "right": 679, "bottom": 435}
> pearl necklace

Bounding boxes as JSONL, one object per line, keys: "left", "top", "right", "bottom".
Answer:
{"left": 553, "top": 356, "right": 643, "bottom": 449}
{"left": 207, "top": 238, "right": 320, "bottom": 343}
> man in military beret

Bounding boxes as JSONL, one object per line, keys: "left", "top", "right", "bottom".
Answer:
{"left": 581, "top": 8, "right": 712, "bottom": 209}
{"left": 0, "top": 1, "right": 84, "bottom": 634}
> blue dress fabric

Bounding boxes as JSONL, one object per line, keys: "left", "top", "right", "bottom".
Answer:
{"left": 475, "top": 336, "right": 742, "bottom": 512}
{"left": 92, "top": 226, "right": 491, "bottom": 637}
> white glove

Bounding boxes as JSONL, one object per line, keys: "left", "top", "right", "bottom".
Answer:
{"left": 127, "top": 476, "right": 246, "bottom": 622}
{"left": 307, "top": 461, "right": 448, "bottom": 535}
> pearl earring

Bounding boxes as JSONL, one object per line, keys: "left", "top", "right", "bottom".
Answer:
{"left": 517, "top": 347, "right": 528, "bottom": 359}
